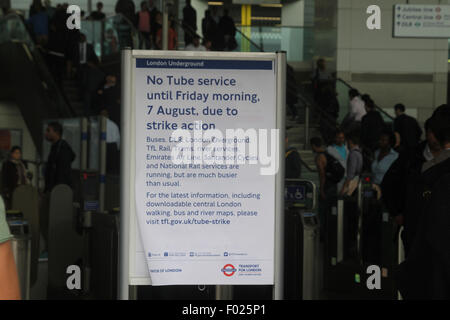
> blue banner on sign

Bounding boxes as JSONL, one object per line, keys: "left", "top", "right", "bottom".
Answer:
{"left": 136, "top": 58, "right": 273, "bottom": 70}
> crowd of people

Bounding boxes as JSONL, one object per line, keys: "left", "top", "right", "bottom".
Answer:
{"left": 307, "top": 94, "right": 450, "bottom": 298}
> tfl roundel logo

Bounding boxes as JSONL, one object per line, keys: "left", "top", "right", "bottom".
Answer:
{"left": 221, "top": 264, "right": 237, "bottom": 277}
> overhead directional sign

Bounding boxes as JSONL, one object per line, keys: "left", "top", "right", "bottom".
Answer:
{"left": 393, "top": 4, "right": 450, "bottom": 38}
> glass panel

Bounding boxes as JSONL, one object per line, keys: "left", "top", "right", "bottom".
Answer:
{"left": 0, "top": 14, "right": 34, "bottom": 49}
{"left": 79, "top": 14, "right": 139, "bottom": 60}
{"left": 235, "top": 26, "right": 314, "bottom": 63}
{"left": 80, "top": 20, "right": 103, "bottom": 57}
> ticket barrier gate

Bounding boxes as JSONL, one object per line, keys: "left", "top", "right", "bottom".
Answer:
{"left": 6, "top": 210, "right": 31, "bottom": 300}
{"left": 284, "top": 179, "right": 319, "bottom": 300}
{"left": 324, "top": 175, "right": 401, "bottom": 299}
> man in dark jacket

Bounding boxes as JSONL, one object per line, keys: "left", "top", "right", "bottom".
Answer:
{"left": 382, "top": 116, "right": 442, "bottom": 255}
{"left": 285, "top": 135, "right": 301, "bottom": 179}
{"left": 182, "top": 0, "right": 197, "bottom": 46}
{"left": 44, "top": 122, "right": 76, "bottom": 193}
{"left": 115, "top": 0, "right": 136, "bottom": 47}
{"left": 397, "top": 110, "right": 450, "bottom": 299}
{"left": 393, "top": 103, "right": 422, "bottom": 156}
{"left": 361, "top": 96, "right": 384, "bottom": 152}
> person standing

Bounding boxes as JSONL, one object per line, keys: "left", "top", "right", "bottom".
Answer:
{"left": 311, "top": 137, "right": 343, "bottom": 240}
{"left": 218, "top": 8, "right": 236, "bottom": 51}
{"left": 326, "top": 130, "right": 348, "bottom": 192}
{"left": 0, "top": 196, "right": 20, "bottom": 300}
{"left": 41, "top": 122, "right": 75, "bottom": 248}
{"left": 182, "top": 0, "right": 197, "bottom": 46}
{"left": 28, "top": 1, "right": 49, "bottom": 46}
{"left": 1, "top": 146, "right": 31, "bottom": 209}
{"left": 393, "top": 103, "right": 422, "bottom": 156}
{"left": 44, "top": 122, "right": 76, "bottom": 193}
{"left": 137, "top": 1, "right": 152, "bottom": 49}
{"left": 88, "top": 2, "right": 106, "bottom": 21}
{"left": 360, "top": 96, "right": 385, "bottom": 152}
{"left": 341, "top": 89, "right": 366, "bottom": 133}
{"left": 285, "top": 135, "right": 301, "bottom": 179}
{"left": 340, "top": 131, "right": 363, "bottom": 196}
{"left": 115, "top": 0, "right": 136, "bottom": 47}
{"left": 202, "top": 9, "right": 217, "bottom": 48}
{"left": 398, "top": 110, "right": 450, "bottom": 299}
{"left": 371, "top": 132, "right": 398, "bottom": 186}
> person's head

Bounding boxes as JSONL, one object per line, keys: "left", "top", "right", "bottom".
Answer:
{"left": 223, "top": 8, "right": 229, "bottom": 16}
{"left": 346, "top": 130, "right": 360, "bottom": 148}
{"left": 203, "top": 39, "right": 212, "bottom": 50}
{"left": 349, "top": 89, "right": 360, "bottom": 99}
{"left": 141, "top": 1, "right": 148, "bottom": 10}
{"left": 394, "top": 103, "right": 405, "bottom": 117}
{"left": 335, "top": 130, "right": 345, "bottom": 146}
{"left": 316, "top": 58, "right": 325, "bottom": 70}
{"left": 192, "top": 35, "right": 200, "bottom": 47}
{"left": 155, "top": 11, "right": 162, "bottom": 24}
{"left": 310, "top": 137, "right": 324, "bottom": 153}
{"left": 96, "top": 1, "right": 103, "bottom": 11}
{"left": 10, "top": 146, "right": 22, "bottom": 161}
{"left": 363, "top": 96, "right": 375, "bottom": 112}
{"left": 425, "top": 116, "right": 442, "bottom": 153}
{"left": 205, "top": 9, "right": 210, "bottom": 18}
{"left": 361, "top": 93, "right": 370, "bottom": 104}
{"left": 45, "top": 122, "right": 63, "bottom": 142}
{"left": 33, "top": 0, "right": 43, "bottom": 9}
{"left": 428, "top": 111, "right": 450, "bottom": 148}
{"left": 105, "top": 74, "right": 117, "bottom": 86}
{"left": 44, "top": 0, "right": 51, "bottom": 8}
{"left": 379, "top": 131, "right": 394, "bottom": 151}
{"left": 186, "top": 0, "right": 191, "bottom": 6}
{"left": 432, "top": 104, "right": 450, "bottom": 117}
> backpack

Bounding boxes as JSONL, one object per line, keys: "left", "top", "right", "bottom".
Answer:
{"left": 323, "top": 152, "right": 345, "bottom": 183}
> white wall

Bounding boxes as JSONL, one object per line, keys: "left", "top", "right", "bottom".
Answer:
{"left": 337, "top": 0, "right": 449, "bottom": 123}
{"left": 0, "top": 101, "right": 38, "bottom": 186}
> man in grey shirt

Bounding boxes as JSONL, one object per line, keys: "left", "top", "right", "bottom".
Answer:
{"left": 340, "top": 132, "right": 363, "bottom": 195}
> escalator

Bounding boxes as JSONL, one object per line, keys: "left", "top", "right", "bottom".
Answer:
{"left": 0, "top": 14, "right": 74, "bottom": 153}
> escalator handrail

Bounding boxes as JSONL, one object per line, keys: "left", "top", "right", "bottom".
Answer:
{"left": 336, "top": 78, "right": 395, "bottom": 122}
{"left": 299, "top": 156, "right": 317, "bottom": 173}
{"left": 234, "top": 26, "right": 264, "bottom": 52}
{"left": 297, "top": 87, "right": 340, "bottom": 131}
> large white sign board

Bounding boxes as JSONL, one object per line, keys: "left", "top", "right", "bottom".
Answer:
{"left": 393, "top": 4, "right": 450, "bottom": 38}
{"left": 120, "top": 50, "right": 285, "bottom": 291}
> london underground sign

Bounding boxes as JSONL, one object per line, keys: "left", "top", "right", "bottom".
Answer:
{"left": 222, "top": 264, "right": 237, "bottom": 277}
{"left": 119, "top": 50, "right": 286, "bottom": 299}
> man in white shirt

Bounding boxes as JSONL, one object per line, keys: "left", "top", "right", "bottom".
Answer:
{"left": 342, "top": 89, "right": 366, "bottom": 131}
